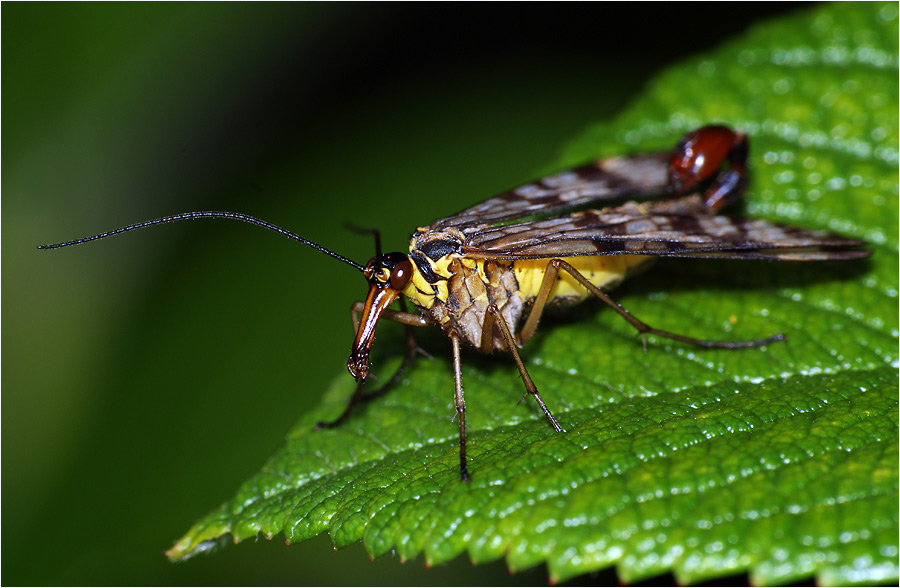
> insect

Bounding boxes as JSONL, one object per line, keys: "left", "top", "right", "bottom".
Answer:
{"left": 40, "top": 125, "right": 869, "bottom": 481}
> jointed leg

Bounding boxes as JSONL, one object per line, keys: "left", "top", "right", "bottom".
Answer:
{"left": 483, "top": 304, "right": 564, "bottom": 433}
{"left": 451, "top": 333, "right": 470, "bottom": 482}
{"left": 519, "top": 259, "right": 785, "bottom": 350}
{"left": 350, "top": 298, "right": 431, "bottom": 332}
{"left": 315, "top": 299, "right": 430, "bottom": 430}
{"left": 314, "top": 379, "right": 369, "bottom": 430}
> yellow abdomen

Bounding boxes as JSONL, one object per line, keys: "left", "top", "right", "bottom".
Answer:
{"left": 513, "top": 255, "right": 652, "bottom": 303}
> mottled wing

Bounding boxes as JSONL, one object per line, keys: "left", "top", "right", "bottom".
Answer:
{"left": 432, "top": 153, "right": 670, "bottom": 230}
{"left": 463, "top": 195, "right": 869, "bottom": 262}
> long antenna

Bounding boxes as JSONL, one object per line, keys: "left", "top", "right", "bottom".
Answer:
{"left": 343, "top": 223, "right": 382, "bottom": 257}
{"left": 38, "top": 211, "right": 365, "bottom": 272}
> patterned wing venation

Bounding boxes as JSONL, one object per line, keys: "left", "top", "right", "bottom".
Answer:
{"left": 433, "top": 153, "right": 670, "bottom": 230}
{"left": 462, "top": 195, "right": 868, "bottom": 262}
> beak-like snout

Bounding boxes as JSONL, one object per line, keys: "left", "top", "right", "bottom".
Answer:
{"left": 346, "top": 283, "right": 399, "bottom": 381}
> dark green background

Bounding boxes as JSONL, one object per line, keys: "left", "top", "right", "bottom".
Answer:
{"left": 4, "top": 4, "right": 806, "bottom": 585}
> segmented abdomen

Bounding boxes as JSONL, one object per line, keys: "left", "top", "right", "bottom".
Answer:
{"left": 421, "top": 254, "right": 652, "bottom": 352}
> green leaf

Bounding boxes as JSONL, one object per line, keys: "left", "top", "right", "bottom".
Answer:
{"left": 168, "top": 3, "right": 899, "bottom": 585}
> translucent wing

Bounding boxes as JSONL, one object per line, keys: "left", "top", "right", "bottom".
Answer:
{"left": 462, "top": 195, "right": 869, "bottom": 262}
{"left": 432, "top": 153, "right": 670, "bottom": 229}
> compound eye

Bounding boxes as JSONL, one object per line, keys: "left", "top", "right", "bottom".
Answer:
{"left": 389, "top": 258, "right": 413, "bottom": 290}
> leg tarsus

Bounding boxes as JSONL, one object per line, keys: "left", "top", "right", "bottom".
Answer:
{"left": 550, "top": 259, "right": 786, "bottom": 350}
{"left": 413, "top": 346, "right": 433, "bottom": 360}
{"left": 451, "top": 334, "right": 471, "bottom": 482}
{"left": 640, "top": 327, "right": 786, "bottom": 349}
{"left": 314, "top": 344, "right": 419, "bottom": 430}
{"left": 486, "top": 303, "right": 564, "bottom": 433}
{"left": 314, "top": 379, "right": 367, "bottom": 430}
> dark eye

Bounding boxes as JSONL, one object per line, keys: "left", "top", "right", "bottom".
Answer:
{"left": 389, "top": 259, "right": 413, "bottom": 290}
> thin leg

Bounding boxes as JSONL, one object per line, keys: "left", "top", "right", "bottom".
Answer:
{"left": 517, "top": 257, "right": 568, "bottom": 345}
{"left": 486, "top": 304, "right": 564, "bottom": 433}
{"left": 315, "top": 299, "right": 430, "bottom": 430}
{"left": 314, "top": 378, "right": 370, "bottom": 430}
{"left": 397, "top": 298, "right": 433, "bottom": 361}
{"left": 525, "top": 259, "right": 785, "bottom": 350}
{"left": 451, "top": 333, "right": 470, "bottom": 482}
{"left": 479, "top": 304, "right": 496, "bottom": 354}
{"left": 350, "top": 300, "right": 431, "bottom": 331}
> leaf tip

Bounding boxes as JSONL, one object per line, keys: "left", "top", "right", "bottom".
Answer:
{"left": 165, "top": 533, "right": 231, "bottom": 562}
